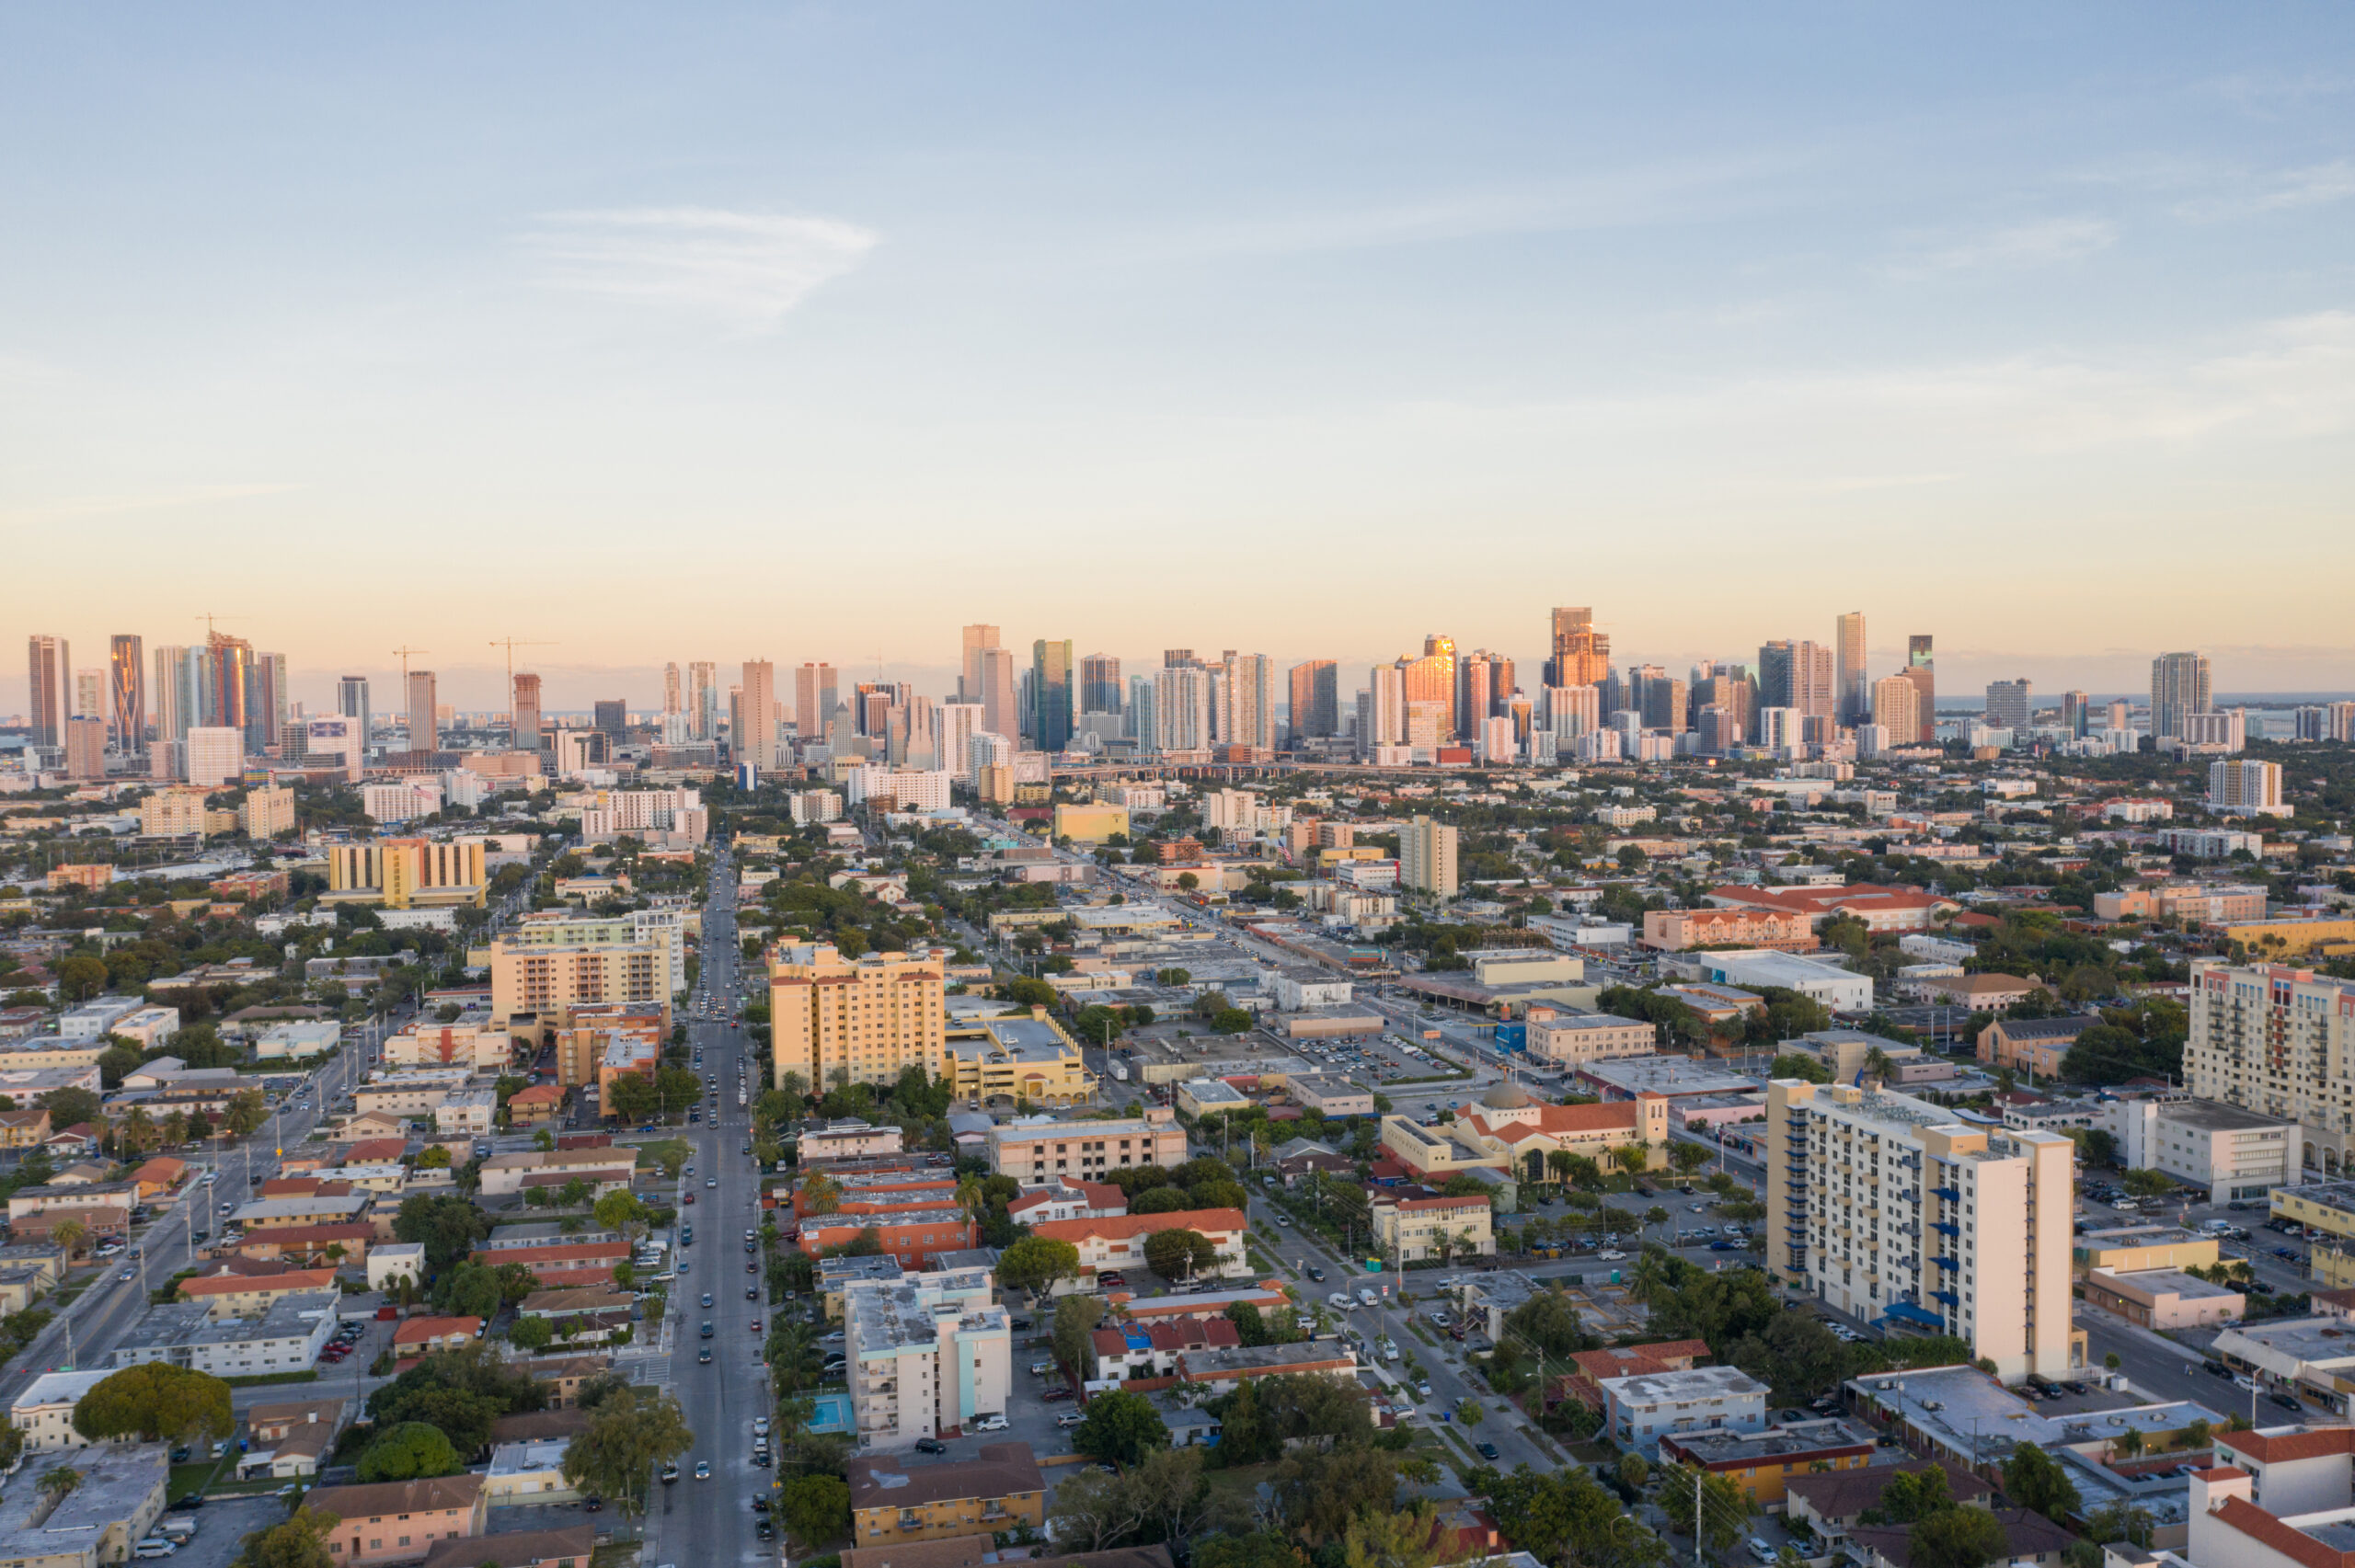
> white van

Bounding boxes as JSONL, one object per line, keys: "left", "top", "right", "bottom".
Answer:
{"left": 1357, "top": 1288, "right": 1379, "bottom": 1309}
{"left": 134, "top": 1542, "right": 177, "bottom": 1560}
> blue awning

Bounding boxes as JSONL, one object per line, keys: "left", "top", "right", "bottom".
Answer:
{"left": 1882, "top": 1301, "right": 1945, "bottom": 1328}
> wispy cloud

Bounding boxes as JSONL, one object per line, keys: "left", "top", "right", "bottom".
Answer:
{"left": 1882, "top": 216, "right": 2116, "bottom": 279}
{"left": 2176, "top": 159, "right": 2355, "bottom": 220}
{"left": 0, "top": 482, "right": 299, "bottom": 524}
{"left": 523, "top": 207, "right": 879, "bottom": 330}
{"left": 1150, "top": 151, "right": 1815, "bottom": 259}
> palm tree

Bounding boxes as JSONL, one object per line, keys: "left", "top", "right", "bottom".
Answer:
{"left": 953, "top": 1177, "right": 986, "bottom": 1224}
{"left": 52, "top": 1218, "right": 89, "bottom": 1259}
{"left": 36, "top": 1467, "right": 82, "bottom": 1504}
{"left": 1863, "top": 1047, "right": 1897, "bottom": 1084}
{"left": 161, "top": 1110, "right": 189, "bottom": 1150}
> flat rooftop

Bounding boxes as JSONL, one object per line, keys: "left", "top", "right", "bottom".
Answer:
{"left": 844, "top": 1273, "right": 1004, "bottom": 1357}
{"left": 0, "top": 1444, "right": 167, "bottom": 1557}
{"left": 1179, "top": 1080, "right": 1250, "bottom": 1105}
{"left": 1664, "top": 1417, "right": 1874, "bottom": 1464}
{"left": 2215, "top": 1317, "right": 2355, "bottom": 1366}
{"left": 1598, "top": 1364, "right": 1767, "bottom": 1405}
{"left": 1847, "top": 1364, "right": 2226, "bottom": 1464}
{"left": 2092, "top": 1266, "right": 2244, "bottom": 1300}
{"left": 113, "top": 1288, "right": 339, "bottom": 1357}
{"left": 1575, "top": 1054, "right": 1757, "bottom": 1098}
{"left": 2165, "top": 1100, "right": 2294, "bottom": 1133}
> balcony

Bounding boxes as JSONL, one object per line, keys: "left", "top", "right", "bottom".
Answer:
{"left": 1931, "top": 1185, "right": 1960, "bottom": 1202}
{"left": 1931, "top": 1289, "right": 1959, "bottom": 1307}
{"left": 1932, "top": 1220, "right": 1959, "bottom": 1237}
{"left": 1931, "top": 1255, "right": 1959, "bottom": 1271}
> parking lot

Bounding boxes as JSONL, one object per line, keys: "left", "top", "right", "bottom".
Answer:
{"left": 165, "top": 1494, "right": 285, "bottom": 1568}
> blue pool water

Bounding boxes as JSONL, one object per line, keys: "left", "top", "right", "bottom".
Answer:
{"left": 808, "top": 1394, "right": 853, "bottom": 1434}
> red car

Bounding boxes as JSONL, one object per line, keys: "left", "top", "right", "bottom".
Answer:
{"left": 683, "top": 1193, "right": 696, "bottom": 1206}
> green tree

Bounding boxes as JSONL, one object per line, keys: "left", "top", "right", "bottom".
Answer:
{"left": 1875, "top": 1466, "right": 1951, "bottom": 1524}
{"left": 777, "top": 1471, "right": 851, "bottom": 1547}
{"left": 1729, "top": 1312, "right": 1849, "bottom": 1407}
{"left": 392, "top": 1194, "right": 493, "bottom": 1276}
{"left": 55, "top": 956, "right": 108, "bottom": 1002}
{"left": 1142, "top": 1227, "right": 1218, "bottom": 1281}
{"left": 2003, "top": 1440, "right": 2082, "bottom": 1522}
{"left": 1658, "top": 1462, "right": 1749, "bottom": 1555}
{"left": 229, "top": 1503, "right": 340, "bottom": 1568}
{"left": 1767, "top": 1052, "right": 1834, "bottom": 1084}
{"left": 560, "top": 1385, "right": 694, "bottom": 1516}
{"left": 801, "top": 1171, "right": 844, "bottom": 1215}
{"left": 996, "top": 1235, "right": 1081, "bottom": 1299}
{"left": 39, "top": 1088, "right": 101, "bottom": 1135}
{"left": 71, "top": 1364, "right": 233, "bottom": 1446}
{"left": 1486, "top": 1467, "right": 1662, "bottom": 1568}
{"left": 509, "top": 1316, "right": 554, "bottom": 1353}
{"left": 604, "top": 1072, "right": 659, "bottom": 1123}
{"left": 1052, "top": 1293, "right": 1106, "bottom": 1378}
{"left": 223, "top": 1089, "right": 270, "bottom": 1139}
{"left": 1273, "top": 1446, "right": 1398, "bottom": 1548}
{"left": 1907, "top": 1505, "right": 2011, "bottom": 1568}
{"left": 355, "top": 1422, "right": 462, "bottom": 1482}
{"left": 1073, "top": 1388, "right": 1170, "bottom": 1469}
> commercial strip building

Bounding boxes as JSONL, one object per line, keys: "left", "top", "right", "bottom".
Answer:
{"left": 1768, "top": 1080, "right": 2078, "bottom": 1381}
{"left": 1683, "top": 949, "right": 1874, "bottom": 1013}
{"left": 942, "top": 1013, "right": 1097, "bottom": 1106}
{"left": 2101, "top": 1096, "right": 2300, "bottom": 1203}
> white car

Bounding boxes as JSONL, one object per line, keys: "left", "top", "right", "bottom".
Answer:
{"left": 971, "top": 1413, "right": 1009, "bottom": 1432}
{"left": 1056, "top": 1412, "right": 1086, "bottom": 1427}
{"left": 1328, "top": 1291, "right": 1355, "bottom": 1310}
{"left": 1596, "top": 1250, "right": 1627, "bottom": 1262}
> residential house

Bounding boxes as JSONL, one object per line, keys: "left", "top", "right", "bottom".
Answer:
{"left": 846, "top": 1443, "right": 1046, "bottom": 1547}
{"left": 309, "top": 1474, "right": 488, "bottom": 1565}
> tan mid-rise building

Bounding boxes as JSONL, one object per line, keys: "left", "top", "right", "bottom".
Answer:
{"left": 328, "top": 838, "right": 488, "bottom": 910}
{"left": 1401, "top": 815, "right": 1459, "bottom": 898}
{"left": 492, "top": 933, "right": 669, "bottom": 1027}
{"left": 768, "top": 943, "right": 947, "bottom": 1091}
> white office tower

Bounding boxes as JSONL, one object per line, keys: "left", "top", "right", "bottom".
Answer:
{"left": 967, "top": 731, "right": 1013, "bottom": 789}
{"left": 936, "top": 704, "right": 983, "bottom": 775}
{"left": 1154, "top": 665, "right": 1212, "bottom": 753}
{"left": 1215, "top": 653, "right": 1275, "bottom": 751}
{"left": 1363, "top": 664, "right": 1406, "bottom": 753}
{"left": 1756, "top": 706, "right": 1801, "bottom": 755}
{"left": 1768, "top": 1079, "right": 2074, "bottom": 1382}
{"left": 1479, "top": 715, "right": 1515, "bottom": 763}
{"left": 1127, "top": 678, "right": 1158, "bottom": 758}
{"left": 1545, "top": 684, "right": 1599, "bottom": 740}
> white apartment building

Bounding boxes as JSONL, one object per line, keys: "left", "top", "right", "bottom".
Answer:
{"left": 2185, "top": 959, "right": 2355, "bottom": 1176}
{"left": 1401, "top": 816, "right": 1459, "bottom": 898}
{"left": 184, "top": 726, "right": 242, "bottom": 788}
{"left": 1767, "top": 1079, "right": 2074, "bottom": 1382}
{"left": 2103, "top": 1094, "right": 2300, "bottom": 1203}
{"left": 2209, "top": 759, "right": 2289, "bottom": 817}
{"left": 842, "top": 1268, "right": 1009, "bottom": 1452}
{"left": 362, "top": 781, "right": 442, "bottom": 824}
{"left": 10, "top": 1368, "right": 118, "bottom": 1452}
{"left": 506, "top": 908, "right": 690, "bottom": 998}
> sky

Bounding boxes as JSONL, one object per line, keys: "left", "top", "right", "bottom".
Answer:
{"left": 4, "top": 4, "right": 2352, "bottom": 714}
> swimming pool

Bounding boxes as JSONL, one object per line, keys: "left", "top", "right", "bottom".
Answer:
{"left": 807, "top": 1394, "right": 853, "bottom": 1434}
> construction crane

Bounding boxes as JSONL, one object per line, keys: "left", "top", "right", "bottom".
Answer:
{"left": 193, "top": 612, "right": 248, "bottom": 642}
{"left": 489, "top": 638, "right": 557, "bottom": 739}
{"left": 391, "top": 647, "right": 430, "bottom": 688}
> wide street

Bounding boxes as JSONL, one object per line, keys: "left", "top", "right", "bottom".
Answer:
{"left": 640, "top": 847, "right": 775, "bottom": 1568}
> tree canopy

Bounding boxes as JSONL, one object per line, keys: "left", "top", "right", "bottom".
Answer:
{"left": 354, "top": 1422, "right": 461, "bottom": 1482}
{"left": 71, "top": 1364, "right": 232, "bottom": 1445}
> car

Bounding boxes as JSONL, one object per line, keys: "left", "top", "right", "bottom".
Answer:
{"left": 1475, "top": 1442, "right": 1500, "bottom": 1460}
{"left": 2274, "top": 1391, "right": 2304, "bottom": 1412}
{"left": 751, "top": 1499, "right": 772, "bottom": 1514}
{"left": 120, "top": 1268, "right": 135, "bottom": 1282}
{"left": 756, "top": 1520, "right": 775, "bottom": 1540}
{"left": 914, "top": 1437, "right": 948, "bottom": 1454}
{"left": 747, "top": 1260, "right": 757, "bottom": 1273}
{"left": 698, "top": 1347, "right": 713, "bottom": 1363}
{"left": 971, "top": 1414, "right": 1008, "bottom": 1432}
{"left": 1596, "top": 1250, "right": 1626, "bottom": 1262}
{"left": 1057, "top": 1412, "right": 1086, "bottom": 1427}
{"left": 752, "top": 1318, "right": 763, "bottom": 1333}
{"left": 694, "top": 1461, "right": 711, "bottom": 1480}
{"left": 661, "top": 1462, "right": 679, "bottom": 1483}
{"left": 754, "top": 1418, "right": 771, "bottom": 1436}
{"left": 1041, "top": 1386, "right": 1075, "bottom": 1402}
{"left": 1748, "top": 1539, "right": 1778, "bottom": 1564}
{"left": 701, "top": 1322, "right": 715, "bottom": 1339}
{"left": 1306, "top": 1265, "right": 1326, "bottom": 1282}
{"left": 677, "top": 1261, "right": 690, "bottom": 1275}
{"left": 682, "top": 1191, "right": 695, "bottom": 1203}
{"left": 702, "top": 1293, "right": 714, "bottom": 1308}
{"left": 1709, "top": 1240, "right": 1740, "bottom": 1251}
{"left": 2204, "top": 1361, "right": 2232, "bottom": 1378}
{"left": 707, "top": 1178, "right": 718, "bottom": 1188}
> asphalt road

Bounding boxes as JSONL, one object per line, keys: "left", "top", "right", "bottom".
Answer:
{"left": 643, "top": 850, "right": 776, "bottom": 1568}
{"left": 0, "top": 1007, "right": 383, "bottom": 1403}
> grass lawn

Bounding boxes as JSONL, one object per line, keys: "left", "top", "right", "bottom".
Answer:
{"left": 168, "top": 1460, "right": 227, "bottom": 1499}
{"left": 1200, "top": 1459, "right": 1281, "bottom": 1510}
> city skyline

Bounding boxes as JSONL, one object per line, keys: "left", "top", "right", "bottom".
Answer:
{"left": 4, "top": 6, "right": 2352, "bottom": 693}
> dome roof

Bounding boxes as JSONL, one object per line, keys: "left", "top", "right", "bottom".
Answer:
{"left": 1480, "top": 1082, "right": 1534, "bottom": 1110}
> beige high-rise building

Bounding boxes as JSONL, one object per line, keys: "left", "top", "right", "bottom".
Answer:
{"left": 1871, "top": 674, "right": 1920, "bottom": 743}
{"left": 238, "top": 785, "right": 297, "bottom": 840}
{"left": 406, "top": 671, "right": 438, "bottom": 748}
{"left": 740, "top": 659, "right": 776, "bottom": 766}
{"left": 769, "top": 943, "right": 946, "bottom": 1091}
{"left": 328, "top": 837, "right": 488, "bottom": 908}
{"left": 1401, "top": 815, "right": 1459, "bottom": 898}
{"left": 1766, "top": 1079, "right": 2075, "bottom": 1382}
{"left": 511, "top": 673, "right": 543, "bottom": 751}
{"left": 2186, "top": 959, "right": 2355, "bottom": 1173}
{"left": 491, "top": 929, "right": 669, "bottom": 1025}
{"left": 63, "top": 718, "right": 107, "bottom": 780}
{"left": 25, "top": 635, "right": 69, "bottom": 750}
{"left": 2209, "top": 759, "right": 2287, "bottom": 817}
{"left": 184, "top": 727, "right": 243, "bottom": 788}
{"left": 794, "top": 662, "right": 838, "bottom": 742}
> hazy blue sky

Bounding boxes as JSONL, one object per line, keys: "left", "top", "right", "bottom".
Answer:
{"left": 4, "top": 5, "right": 2351, "bottom": 711}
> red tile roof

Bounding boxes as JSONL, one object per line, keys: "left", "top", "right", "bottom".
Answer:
{"left": 1030, "top": 1207, "right": 1247, "bottom": 1243}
